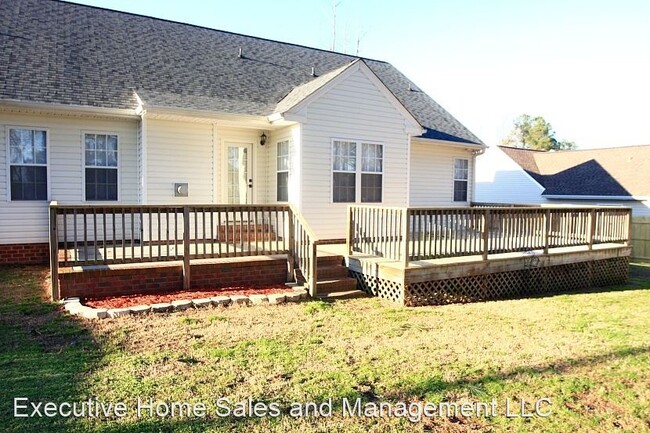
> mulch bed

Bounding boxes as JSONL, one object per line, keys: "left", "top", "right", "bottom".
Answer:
{"left": 84, "top": 286, "right": 290, "bottom": 309}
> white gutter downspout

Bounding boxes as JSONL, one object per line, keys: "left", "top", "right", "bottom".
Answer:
{"left": 470, "top": 147, "right": 486, "bottom": 203}
{"left": 406, "top": 133, "right": 411, "bottom": 206}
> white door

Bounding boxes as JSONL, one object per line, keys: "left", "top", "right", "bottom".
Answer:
{"left": 226, "top": 143, "right": 253, "bottom": 204}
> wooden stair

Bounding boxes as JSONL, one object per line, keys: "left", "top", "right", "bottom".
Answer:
{"left": 296, "top": 254, "right": 366, "bottom": 300}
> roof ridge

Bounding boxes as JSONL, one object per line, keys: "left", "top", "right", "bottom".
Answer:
{"left": 497, "top": 145, "right": 548, "bottom": 152}
{"left": 56, "top": 0, "right": 390, "bottom": 64}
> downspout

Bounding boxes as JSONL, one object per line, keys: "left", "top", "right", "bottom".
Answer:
{"left": 139, "top": 111, "right": 148, "bottom": 204}
{"left": 470, "top": 147, "right": 486, "bottom": 203}
{"left": 406, "top": 133, "right": 411, "bottom": 207}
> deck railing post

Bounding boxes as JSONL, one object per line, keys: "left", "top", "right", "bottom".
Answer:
{"left": 346, "top": 206, "right": 353, "bottom": 256}
{"left": 588, "top": 209, "right": 596, "bottom": 250}
{"left": 182, "top": 206, "right": 191, "bottom": 290}
{"left": 287, "top": 209, "right": 295, "bottom": 281}
{"left": 482, "top": 209, "right": 490, "bottom": 260}
{"left": 309, "top": 241, "right": 318, "bottom": 297}
{"left": 401, "top": 208, "right": 410, "bottom": 267}
{"left": 49, "top": 201, "right": 60, "bottom": 301}
{"left": 543, "top": 208, "right": 551, "bottom": 254}
{"left": 627, "top": 208, "right": 633, "bottom": 246}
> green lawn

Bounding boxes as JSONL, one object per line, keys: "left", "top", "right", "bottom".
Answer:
{"left": 1, "top": 265, "right": 649, "bottom": 432}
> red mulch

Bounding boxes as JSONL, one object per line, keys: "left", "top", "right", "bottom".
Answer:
{"left": 84, "top": 286, "right": 290, "bottom": 309}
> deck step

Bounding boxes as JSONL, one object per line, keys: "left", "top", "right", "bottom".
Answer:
{"left": 315, "top": 289, "right": 368, "bottom": 300}
{"left": 316, "top": 277, "right": 357, "bottom": 293}
{"left": 317, "top": 254, "right": 344, "bottom": 266}
{"left": 317, "top": 264, "right": 350, "bottom": 280}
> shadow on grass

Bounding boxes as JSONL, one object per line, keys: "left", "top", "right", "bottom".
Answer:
{"left": 0, "top": 266, "right": 102, "bottom": 432}
{"left": 0, "top": 266, "right": 282, "bottom": 433}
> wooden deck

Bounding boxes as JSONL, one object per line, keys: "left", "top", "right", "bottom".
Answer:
{"left": 348, "top": 242, "right": 630, "bottom": 282}
{"left": 49, "top": 203, "right": 633, "bottom": 305}
{"left": 345, "top": 204, "right": 632, "bottom": 306}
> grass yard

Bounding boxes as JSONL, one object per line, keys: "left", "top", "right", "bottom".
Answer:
{"left": 1, "top": 265, "right": 649, "bottom": 432}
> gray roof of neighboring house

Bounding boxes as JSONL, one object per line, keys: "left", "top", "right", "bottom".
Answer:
{"left": 499, "top": 145, "right": 650, "bottom": 197}
{"left": 0, "top": 0, "right": 483, "bottom": 145}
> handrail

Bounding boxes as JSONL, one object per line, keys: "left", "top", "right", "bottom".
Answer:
{"left": 288, "top": 204, "right": 320, "bottom": 297}
{"left": 348, "top": 205, "right": 632, "bottom": 267}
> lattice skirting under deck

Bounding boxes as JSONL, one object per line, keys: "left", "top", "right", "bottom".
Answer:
{"left": 350, "top": 257, "right": 629, "bottom": 307}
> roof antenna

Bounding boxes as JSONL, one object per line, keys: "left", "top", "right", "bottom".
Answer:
{"left": 238, "top": 47, "right": 243, "bottom": 58}
{"left": 311, "top": 66, "right": 317, "bottom": 77}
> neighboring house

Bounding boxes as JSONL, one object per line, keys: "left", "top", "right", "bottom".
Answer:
{"left": 0, "top": 0, "right": 484, "bottom": 265}
{"left": 475, "top": 145, "right": 650, "bottom": 216}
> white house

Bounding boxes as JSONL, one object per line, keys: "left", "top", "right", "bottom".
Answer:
{"left": 0, "top": 0, "right": 484, "bottom": 264}
{"left": 476, "top": 145, "right": 650, "bottom": 216}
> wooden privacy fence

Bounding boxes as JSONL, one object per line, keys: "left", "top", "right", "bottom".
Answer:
{"left": 347, "top": 205, "right": 632, "bottom": 266}
{"left": 631, "top": 217, "right": 650, "bottom": 261}
{"left": 49, "top": 202, "right": 320, "bottom": 300}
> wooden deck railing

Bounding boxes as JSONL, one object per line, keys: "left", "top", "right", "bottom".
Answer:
{"left": 348, "top": 205, "right": 632, "bottom": 266}
{"left": 49, "top": 202, "right": 319, "bottom": 300}
{"left": 289, "top": 204, "right": 320, "bottom": 297}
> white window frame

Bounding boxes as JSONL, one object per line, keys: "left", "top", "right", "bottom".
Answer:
{"left": 276, "top": 138, "right": 291, "bottom": 203}
{"left": 82, "top": 131, "right": 120, "bottom": 202}
{"left": 6, "top": 126, "right": 50, "bottom": 202}
{"left": 331, "top": 138, "right": 384, "bottom": 204}
{"left": 452, "top": 158, "right": 469, "bottom": 203}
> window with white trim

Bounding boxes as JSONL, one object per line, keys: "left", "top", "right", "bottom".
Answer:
{"left": 85, "top": 133, "right": 118, "bottom": 201}
{"left": 276, "top": 139, "right": 290, "bottom": 202}
{"left": 9, "top": 128, "right": 48, "bottom": 201}
{"left": 453, "top": 158, "right": 469, "bottom": 202}
{"left": 332, "top": 139, "right": 383, "bottom": 203}
{"left": 361, "top": 142, "right": 383, "bottom": 202}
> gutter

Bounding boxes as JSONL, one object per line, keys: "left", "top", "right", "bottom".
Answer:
{"left": 543, "top": 195, "right": 647, "bottom": 201}
{"left": 412, "top": 136, "right": 487, "bottom": 151}
{"left": 0, "top": 99, "right": 139, "bottom": 119}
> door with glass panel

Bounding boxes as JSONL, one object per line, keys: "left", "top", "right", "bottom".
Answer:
{"left": 225, "top": 143, "right": 253, "bottom": 204}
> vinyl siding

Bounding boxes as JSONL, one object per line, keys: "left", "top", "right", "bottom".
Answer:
{"left": 300, "top": 66, "right": 410, "bottom": 239}
{"left": 409, "top": 141, "right": 475, "bottom": 206}
{"left": 146, "top": 119, "right": 214, "bottom": 204}
{"left": 266, "top": 125, "right": 301, "bottom": 205}
{"left": 475, "top": 146, "right": 545, "bottom": 204}
{"left": 0, "top": 110, "right": 138, "bottom": 244}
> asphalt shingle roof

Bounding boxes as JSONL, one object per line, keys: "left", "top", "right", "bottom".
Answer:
{"left": 0, "top": 0, "right": 483, "bottom": 145}
{"left": 499, "top": 145, "right": 650, "bottom": 197}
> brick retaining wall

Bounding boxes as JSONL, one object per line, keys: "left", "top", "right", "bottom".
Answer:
{"left": 58, "top": 257, "right": 288, "bottom": 299}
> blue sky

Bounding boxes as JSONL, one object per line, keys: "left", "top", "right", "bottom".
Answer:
{"left": 69, "top": 0, "right": 650, "bottom": 148}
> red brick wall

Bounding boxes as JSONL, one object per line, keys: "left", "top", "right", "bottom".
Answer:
{"left": 58, "top": 258, "right": 288, "bottom": 299}
{"left": 0, "top": 243, "right": 49, "bottom": 265}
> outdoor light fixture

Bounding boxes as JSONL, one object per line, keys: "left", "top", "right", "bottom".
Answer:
{"left": 260, "top": 132, "right": 267, "bottom": 146}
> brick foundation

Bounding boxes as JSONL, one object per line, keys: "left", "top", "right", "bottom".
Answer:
{"left": 58, "top": 256, "right": 288, "bottom": 299}
{"left": 0, "top": 243, "right": 49, "bottom": 265}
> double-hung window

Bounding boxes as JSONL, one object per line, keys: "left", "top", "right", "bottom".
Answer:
{"left": 332, "top": 139, "right": 383, "bottom": 203}
{"left": 453, "top": 158, "right": 469, "bottom": 202}
{"left": 276, "top": 140, "right": 290, "bottom": 202}
{"left": 9, "top": 128, "right": 48, "bottom": 201}
{"left": 85, "top": 133, "right": 118, "bottom": 201}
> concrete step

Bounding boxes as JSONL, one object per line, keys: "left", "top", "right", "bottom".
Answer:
{"left": 315, "top": 289, "right": 368, "bottom": 300}
{"left": 317, "top": 264, "right": 350, "bottom": 280}
{"left": 316, "top": 277, "right": 357, "bottom": 293}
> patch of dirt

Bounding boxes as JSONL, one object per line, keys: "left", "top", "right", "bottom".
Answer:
{"left": 84, "top": 286, "right": 292, "bottom": 309}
